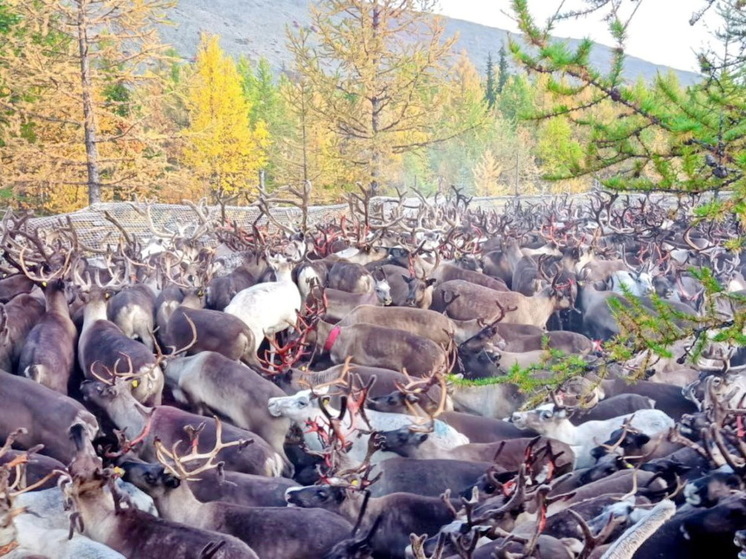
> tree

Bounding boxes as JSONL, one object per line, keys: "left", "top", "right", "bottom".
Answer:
{"left": 182, "top": 34, "right": 269, "bottom": 201}
{"left": 509, "top": 0, "right": 745, "bottom": 213}
{"left": 508, "top": 0, "right": 746, "bottom": 369}
{"left": 484, "top": 52, "right": 498, "bottom": 109}
{"left": 287, "top": 0, "right": 474, "bottom": 193}
{"left": 0, "top": 0, "right": 176, "bottom": 212}
{"left": 497, "top": 45, "right": 510, "bottom": 93}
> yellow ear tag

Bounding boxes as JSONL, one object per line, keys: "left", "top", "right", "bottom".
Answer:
{"left": 131, "top": 380, "right": 140, "bottom": 389}
{"left": 321, "top": 396, "right": 331, "bottom": 406}
{"left": 41, "top": 281, "right": 47, "bottom": 287}
{"left": 350, "top": 479, "right": 360, "bottom": 486}
{"left": 113, "top": 466, "right": 125, "bottom": 477}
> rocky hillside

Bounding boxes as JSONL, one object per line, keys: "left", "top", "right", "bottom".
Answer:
{"left": 160, "top": 0, "right": 700, "bottom": 85}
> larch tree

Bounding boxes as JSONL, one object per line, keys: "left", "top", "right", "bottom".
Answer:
{"left": 508, "top": 0, "right": 746, "bottom": 373}
{"left": 288, "top": 0, "right": 471, "bottom": 193}
{"left": 182, "top": 34, "right": 269, "bottom": 201}
{"left": 0, "top": 0, "right": 175, "bottom": 212}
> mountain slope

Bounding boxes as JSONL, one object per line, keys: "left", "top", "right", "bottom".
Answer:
{"left": 160, "top": 0, "right": 700, "bottom": 85}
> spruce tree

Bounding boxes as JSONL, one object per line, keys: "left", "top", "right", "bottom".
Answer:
{"left": 484, "top": 51, "right": 497, "bottom": 109}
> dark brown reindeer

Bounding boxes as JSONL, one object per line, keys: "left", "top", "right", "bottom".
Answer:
{"left": 0, "top": 292, "right": 45, "bottom": 375}
{"left": 80, "top": 377, "right": 286, "bottom": 477}
{"left": 0, "top": 371, "right": 98, "bottom": 464}
{"left": 121, "top": 421, "right": 353, "bottom": 559}
{"left": 164, "top": 289, "right": 261, "bottom": 368}
{"left": 16, "top": 251, "right": 77, "bottom": 394}
{"left": 78, "top": 264, "right": 164, "bottom": 406}
{"left": 285, "top": 483, "right": 457, "bottom": 559}
{"left": 64, "top": 424, "right": 258, "bottom": 559}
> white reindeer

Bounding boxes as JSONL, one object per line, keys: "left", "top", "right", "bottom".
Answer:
{"left": 267, "top": 388, "right": 468, "bottom": 467}
{"left": 510, "top": 404, "right": 674, "bottom": 469}
{"left": 224, "top": 253, "right": 302, "bottom": 358}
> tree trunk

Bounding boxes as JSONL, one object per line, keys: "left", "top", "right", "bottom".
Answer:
{"left": 76, "top": 0, "right": 101, "bottom": 205}
{"left": 369, "top": 1, "right": 381, "bottom": 195}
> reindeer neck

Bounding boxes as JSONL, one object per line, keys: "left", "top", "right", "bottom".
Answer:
{"left": 180, "top": 293, "right": 202, "bottom": 310}
{"left": 315, "top": 321, "right": 334, "bottom": 348}
{"left": 340, "top": 491, "right": 376, "bottom": 526}
{"left": 155, "top": 482, "right": 202, "bottom": 525}
{"left": 72, "top": 484, "right": 117, "bottom": 545}
{"left": 504, "top": 243, "right": 524, "bottom": 268}
{"left": 274, "top": 266, "right": 294, "bottom": 284}
{"left": 105, "top": 397, "right": 150, "bottom": 435}
{"left": 44, "top": 282, "right": 70, "bottom": 316}
{"left": 531, "top": 288, "right": 560, "bottom": 325}
{"left": 82, "top": 299, "right": 108, "bottom": 330}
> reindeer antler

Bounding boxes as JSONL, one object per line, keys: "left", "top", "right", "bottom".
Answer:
{"left": 154, "top": 417, "right": 251, "bottom": 481}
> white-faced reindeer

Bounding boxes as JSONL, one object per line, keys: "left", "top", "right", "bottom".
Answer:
{"left": 267, "top": 382, "right": 467, "bottom": 468}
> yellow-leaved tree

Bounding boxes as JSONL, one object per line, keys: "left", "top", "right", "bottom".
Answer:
{"left": 288, "top": 0, "right": 477, "bottom": 194}
{"left": 183, "top": 34, "right": 269, "bottom": 201}
{"left": 0, "top": 0, "right": 176, "bottom": 213}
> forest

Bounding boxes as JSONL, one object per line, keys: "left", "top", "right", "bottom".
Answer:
{"left": 0, "top": 0, "right": 696, "bottom": 215}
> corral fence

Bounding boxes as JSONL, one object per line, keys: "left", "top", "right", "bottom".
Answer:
{"left": 23, "top": 191, "right": 703, "bottom": 251}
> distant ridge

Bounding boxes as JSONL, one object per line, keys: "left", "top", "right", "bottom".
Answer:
{"left": 160, "top": 0, "right": 701, "bottom": 86}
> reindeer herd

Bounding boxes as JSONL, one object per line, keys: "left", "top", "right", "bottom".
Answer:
{"left": 0, "top": 191, "right": 743, "bottom": 558}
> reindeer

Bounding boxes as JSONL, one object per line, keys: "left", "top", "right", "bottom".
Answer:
{"left": 225, "top": 253, "right": 302, "bottom": 359}
{"left": 0, "top": 372, "right": 98, "bottom": 464}
{"left": 80, "top": 377, "right": 287, "bottom": 477}
{"left": 164, "top": 290, "right": 260, "bottom": 368}
{"left": 121, "top": 422, "right": 353, "bottom": 559}
{"left": 107, "top": 284, "right": 157, "bottom": 352}
{"left": 510, "top": 403, "right": 675, "bottom": 469}
{"left": 0, "top": 293, "right": 45, "bottom": 374}
{"left": 78, "top": 268, "right": 164, "bottom": 406}
{"left": 18, "top": 276, "right": 77, "bottom": 394}
{"left": 163, "top": 351, "right": 292, "bottom": 465}
{"left": 285, "top": 484, "right": 457, "bottom": 559}
{"left": 63, "top": 424, "right": 258, "bottom": 558}
{"left": 432, "top": 278, "right": 573, "bottom": 328}
{"left": 336, "top": 305, "right": 456, "bottom": 349}
{"left": 312, "top": 319, "right": 450, "bottom": 377}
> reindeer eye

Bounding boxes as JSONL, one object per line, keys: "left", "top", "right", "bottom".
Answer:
{"left": 298, "top": 400, "right": 308, "bottom": 407}
{"left": 318, "top": 490, "right": 328, "bottom": 499}
{"left": 541, "top": 410, "right": 553, "bottom": 419}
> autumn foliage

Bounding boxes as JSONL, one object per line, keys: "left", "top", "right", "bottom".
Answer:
{"left": 0, "top": 0, "right": 687, "bottom": 214}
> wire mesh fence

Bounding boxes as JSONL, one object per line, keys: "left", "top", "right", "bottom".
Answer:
{"left": 23, "top": 191, "right": 697, "bottom": 251}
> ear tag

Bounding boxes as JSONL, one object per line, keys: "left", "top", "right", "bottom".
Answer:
{"left": 131, "top": 379, "right": 140, "bottom": 389}
{"left": 42, "top": 281, "right": 47, "bottom": 287}
{"left": 113, "top": 466, "right": 125, "bottom": 477}
{"left": 350, "top": 479, "right": 360, "bottom": 487}
{"left": 321, "top": 396, "right": 331, "bottom": 406}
